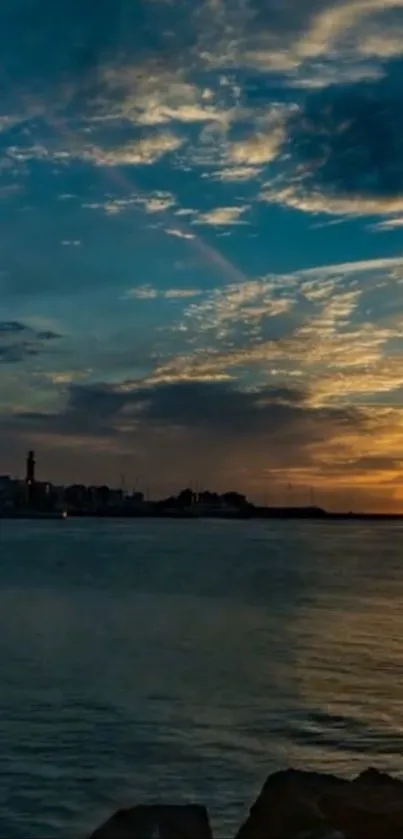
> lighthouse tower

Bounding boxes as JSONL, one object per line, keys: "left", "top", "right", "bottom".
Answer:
{"left": 25, "top": 450, "right": 36, "bottom": 505}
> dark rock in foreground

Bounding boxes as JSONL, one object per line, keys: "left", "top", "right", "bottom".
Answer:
{"left": 88, "top": 767, "right": 403, "bottom": 838}
{"left": 89, "top": 804, "right": 213, "bottom": 839}
{"left": 321, "top": 768, "right": 403, "bottom": 839}
{"left": 235, "top": 768, "right": 347, "bottom": 838}
{"left": 236, "top": 767, "right": 403, "bottom": 838}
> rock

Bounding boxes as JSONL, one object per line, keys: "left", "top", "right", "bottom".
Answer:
{"left": 356, "top": 768, "right": 403, "bottom": 787}
{"left": 320, "top": 767, "right": 403, "bottom": 838}
{"left": 86, "top": 767, "right": 403, "bottom": 839}
{"left": 235, "top": 769, "right": 347, "bottom": 838}
{"left": 88, "top": 804, "right": 213, "bottom": 839}
{"left": 296, "top": 832, "right": 345, "bottom": 839}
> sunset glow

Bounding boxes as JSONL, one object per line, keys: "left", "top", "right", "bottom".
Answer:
{"left": 1, "top": 0, "right": 403, "bottom": 510}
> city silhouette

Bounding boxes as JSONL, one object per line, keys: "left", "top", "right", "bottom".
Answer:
{"left": 0, "top": 450, "right": 401, "bottom": 521}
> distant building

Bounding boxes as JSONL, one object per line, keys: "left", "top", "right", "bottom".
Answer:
{"left": 130, "top": 491, "right": 144, "bottom": 506}
{"left": 177, "top": 488, "right": 196, "bottom": 508}
{"left": 221, "top": 492, "right": 247, "bottom": 508}
{"left": 0, "top": 475, "right": 23, "bottom": 511}
{"left": 0, "top": 475, "right": 12, "bottom": 491}
{"left": 0, "top": 475, "right": 13, "bottom": 509}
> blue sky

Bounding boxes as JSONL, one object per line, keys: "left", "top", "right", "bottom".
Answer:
{"left": 1, "top": 0, "right": 403, "bottom": 509}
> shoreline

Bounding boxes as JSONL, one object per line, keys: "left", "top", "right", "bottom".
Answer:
{"left": 1, "top": 509, "right": 403, "bottom": 521}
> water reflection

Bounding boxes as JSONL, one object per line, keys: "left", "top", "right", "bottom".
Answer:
{"left": 290, "top": 586, "right": 403, "bottom": 775}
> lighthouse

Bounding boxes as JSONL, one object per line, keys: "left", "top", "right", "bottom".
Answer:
{"left": 26, "top": 450, "right": 36, "bottom": 485}
{"left": 25, "top": 450, "right": 36, "bottom": 506}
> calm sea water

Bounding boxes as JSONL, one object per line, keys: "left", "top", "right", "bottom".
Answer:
{"left": 1, "top": 518, "right": 403, "bottom": 837}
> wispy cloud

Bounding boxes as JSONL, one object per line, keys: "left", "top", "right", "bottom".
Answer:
{"left": 154, "top": 258, "right": 403, "bottom": 409}
{"left": 84, "top": 133, "right": 184, "bottom": 166}
{"left": 82, "top": 199, "right": 137, "bottom": 215}
{"left": 186, "top": 279, "right": 295, "bottom": 338}
{"left": 208, "top": 166, "right": 262, "bottom": 182}
{"left": 299, "top": 256, "right": 403, "bottom": 277}
{"left": 100, "top": 69, "right": 237, "bottom": 128}
{"left": 0, "top": 321, "right": 63, "bottom": 365}
{"left": 372, "top": 217, "right": 403, "bottom": 231}
{"left": 123, "top": 285, "right": 201, "bottom": 300}
{"left": 82, "top": 191, "right": 176, "bottom": 216}
{"left": 295, "top": 0, "right": 403, "bottom": 62}
{"left": 194, "top": 205, "right": 250, "bottom": 225}
{"left": 124, "top": 285, "right": 158, "bottom": 300}
{"left": 261, "top": 185, "right": 403, "bottom": 217}
{"left": 140, "top": 194, "right": 176, "bottom": 213}
{"left": 228, "top": 132, "right": 283, "bottom": 165}
{"left": 165, "top": 228, "right": 195, "bottom": 239}
{"left": 165, "top": 288, "right": 202, "bottom": 298}
{"left": 227, "top": 109, "right": 287, "bottom": 165}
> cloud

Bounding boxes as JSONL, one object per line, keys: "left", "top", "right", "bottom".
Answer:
{"left": 82, "top": 198, "right": 138, "bottom": 215}
{"left": 125, "top": 285, "right": 158, "bottom": 300}
{"left": 0, "top": 321, "right": 62, "bottom": 364}
{"left": 6, "top": 130, "right": 183, "bottom": 173}
{"left": 165, "top": 228, "right": 195, "bottom": 239}
{"left": 84, "top": 133, "right": 183, "bottom": 166}
{"left": 100, "top": 68, "right": 236, "bottom": 128}
{"left": 188, "top": 0, "right": 401, "bottom": 92}
{"left": 288, "top": 61, "right": 384, "bottom": 89}
{"left": 127, "top": 380, "right": 316, "bottom": 437}
{"left": 164, "top": 288, "right": 201, "bottom": 298}
{"left": 123, "top": 285, "right": 201, "bottom": 300}
{"left": 0, "top": 322, "right": 62, "bottom": 341}
{"left": 82, "top": 191, "right": 176, "bottom": 217}
{"left": 139, "top": 193, "right": 176, "bottom": 213}
{"left": 227, "top": 112, "right": 287, "bottom": 165}
{"left": 208, "top": 166, "right": 262, "bottom": 182}
{"left": 7, "top": 144, "right": 69, "bottom": 164}
{"left": 7, "top": 377, "right": 362, "bottom": 450}
{"left": 36, "top": 330, "right": 62, "bottom": 341}
{"left": 372, "top": 217, "right": 403, "bottom": 231}
{"left": 228, "top": 133, "right": 282, "bottom": 165}
{"left": 0, "top": 321, "right": 26, "bottom": 334}
{"left": 45, "top": 370, "right": 89, "bottom": 385}
{"left": 175, "top": 208, "right": 197, "bottom": 217}
{"left": 299, "top": 256, "right": 403, "bottom": 277}
{"left": 261, "top": 73, "right": 403, "bottom": 217}
{"left": 7, "top": 2, "right": 403, "bottom": 213}
{"left": 237, "top": 0, "right": 403, "bottom": 86}
{"left": 296, "top": 0, "right": 403, "bottom": 61}
{"left": 186, "top": 279, "right": 295, "bottom": 338}
{"left": 309, "top": 358, "right": 403, "bottom": 407}
{"left": 358, "top": 28, "right": 403, "bottom": 59}
{"left": 194, "top": 205, "right": 250, "bottom": 225}
{"left": 6, "top": 374, "right": 403, "bottom": 510}
{"left": 148, "top": 257, "right": 403, "bottom": 408}
{"left": 260, "top": 186, "right": 403, "bottom": 217}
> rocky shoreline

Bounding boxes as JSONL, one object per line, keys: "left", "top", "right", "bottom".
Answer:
{"left": 88, "top": 767, "right": 403, "bottom": 838}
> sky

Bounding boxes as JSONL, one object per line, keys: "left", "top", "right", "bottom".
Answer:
{"left": 1, "top": 0, "right": 403, "bottom": 510}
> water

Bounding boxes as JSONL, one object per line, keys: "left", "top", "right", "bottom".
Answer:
{"left": 1, "top": 518, "right": 403, "bottom": 837}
